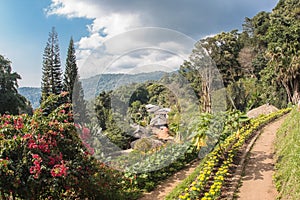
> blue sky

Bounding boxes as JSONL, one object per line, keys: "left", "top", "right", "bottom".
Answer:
{"left": 0, "top": 0, "right": 278, "bottom": 87}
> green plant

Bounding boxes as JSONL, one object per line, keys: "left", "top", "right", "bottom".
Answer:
{"left": 274, "top": 108, "right": 300, "bottom": 200}
{"left": 0, "top": 93, "right": 130, "bottom": 199}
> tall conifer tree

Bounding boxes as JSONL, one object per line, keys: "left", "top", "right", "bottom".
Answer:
{"left": 63, "top": 37, "right": 88, "bottom": 123}
{"left": 41, "top": 27, "right": 63, "bottom": 101}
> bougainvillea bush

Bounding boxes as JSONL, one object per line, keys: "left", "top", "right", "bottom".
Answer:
{"left": 0, "top": 94, "right": 130, "bottom": 200}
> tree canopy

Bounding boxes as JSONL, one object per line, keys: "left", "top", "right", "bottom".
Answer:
{"left": 0, "top": 55, "right": 27, "bottom": 114}
{"left": 41, "top": 27, "right": 63, "bottom": 101}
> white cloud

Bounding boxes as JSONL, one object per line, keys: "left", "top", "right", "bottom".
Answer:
{"left": 46, "top": 0, "right": 144, "bottom": 75}
{"left": 45, "top": 0, "right": 102, "bottom": 19}
{"left": 46, "top": 0, "right": 278, "bottom": 78}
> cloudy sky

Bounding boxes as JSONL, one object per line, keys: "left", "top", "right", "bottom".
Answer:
{"left": 0, "top": 0, "right": 278, "bottom": 87}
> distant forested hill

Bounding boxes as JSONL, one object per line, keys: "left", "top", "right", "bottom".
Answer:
{"left": 18, "top": 71, "right": 168, "bottom": 108}
{"left": 82, "top": 71, "right": 167, "bottom": 100}
{"left": 18, "top": 87, "right": 41, "bottom": 109}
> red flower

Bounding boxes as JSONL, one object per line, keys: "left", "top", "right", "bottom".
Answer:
{"left": 50, "top": 161, "right": 68, "bottom": 177}
{"left": 32, "top": 154, "right": 40, "bottom": 159}
{"left": 14, "top": 117, "right": 24, "bottom": 130}
{"left": 48, "top": 153, "right": 63, "bottom": 166}
{"left": 30, "top": 154, "right": 42, "bottom": 179}
{"left": 23, "top": 134, "right": 32, "bottom": 139}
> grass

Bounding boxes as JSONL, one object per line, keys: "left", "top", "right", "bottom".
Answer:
{"left": 274, "top": 108, "right": 300, "bottom": 200}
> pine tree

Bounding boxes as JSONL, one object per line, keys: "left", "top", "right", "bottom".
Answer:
{"left": 41, "top": 27, "right": 63, "bottom": 101}
{"left": 63, "top": 37, "right": 88, "bottom": 123}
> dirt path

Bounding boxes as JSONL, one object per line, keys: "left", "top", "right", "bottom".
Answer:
{"left": 236, "top": 116, "right": 286, "bottom": 200}
{"left": 139, "top": 160, "right": 200, "bottom": 200}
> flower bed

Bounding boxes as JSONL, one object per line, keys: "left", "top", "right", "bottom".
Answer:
{"left": 175, "top": 108, "right": 291, "bottom": 200}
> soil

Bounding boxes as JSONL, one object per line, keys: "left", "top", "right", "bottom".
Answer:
{"left": 138, "top": 159, "right": 200, "bottom": 200}
{"left": 235, "top": 116, "right": 286, "bottom": 200}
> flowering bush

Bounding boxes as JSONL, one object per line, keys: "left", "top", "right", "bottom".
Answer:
{"left": 0, "top": 94, "right": 130, "bottom": 199}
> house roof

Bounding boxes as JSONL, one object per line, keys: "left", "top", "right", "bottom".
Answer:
{"left": 154, "top": 108, "right": 171, "bottom": 115}
{"left": 150, "top": 115, "right": 167, "bottom": 126}
{"left": 146, "top": 104, "right": 160, "bottom": 113}
{"left": 131, "top": 124, "right": 150, "bottom": 138}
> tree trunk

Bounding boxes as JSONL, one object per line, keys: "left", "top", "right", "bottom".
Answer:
{"left": 282, "top": 81, "right": 292, "bottom": 103}
{"left": 201, "top": 80, "right": 211, "bottom": 113}
{"left": 292, "top": 79, "right": 300, "bottom": 104}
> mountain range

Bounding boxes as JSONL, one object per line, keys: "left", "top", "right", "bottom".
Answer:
{"left": 18, "top": 71, "right": 168, "bottom": 109}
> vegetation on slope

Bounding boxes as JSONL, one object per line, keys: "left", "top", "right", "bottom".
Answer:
{"left": 274, "top": 108, "right": 300, "bottom": 199}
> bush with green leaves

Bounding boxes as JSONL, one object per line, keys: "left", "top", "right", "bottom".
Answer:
{"left": 0, "top": 93, "right": 131, "bottom": 199}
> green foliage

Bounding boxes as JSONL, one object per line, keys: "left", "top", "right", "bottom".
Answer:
{"left": 94, "top": 91, "right": 133, "bottom": 149}
{"left": 63, "top": 37, "right": 88, "bottom": 123}
{"left": 258, "top": 66, "right": 288, "bottom": 108}
{"left": 132, "top": 138, "right": 153, "bottom": 152}
{"left": 265, "top": 0, "right": 300, "bottom": 104}
{"left": 170, "top": 108, "right": 290, "bottom": 200}
{"left": 94, "top": 91, "right": 112, "bottom": 130}
{"left": 226, "top": 78, "right": 262, "bottom": 111}
{"left": 0, "top": 55, "right": 28, "bottom": 115}
{"left": 201, "top": 30, "right": 243, "bottom": 87}
{"left": 274, "top": 108, "right": 300, "bottom": 199}
{"left": 41, "top": 27, "right": 63, "bottom": 102}
{"left": 118, "top": 144, "right": 198, "bottom": 192}
{"left": 82, "top": 71, "right": 166, "bottom": 100}
{"left": 0, "top": 93, "right": 131, "bottom": 199}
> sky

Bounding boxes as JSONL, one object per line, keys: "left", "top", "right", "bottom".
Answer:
{"left": 0, "top": 0, "right": 279, "bottom": 87}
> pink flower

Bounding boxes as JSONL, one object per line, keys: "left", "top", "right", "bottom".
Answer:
{"left": 30, "top": 154, "right": 42, "bottom": 179}
{"left": 32, "top": 154, "right": 40, "bottom": 159}
{"left": 14, "top": 117, "right": 24, "bottom": 130}
{"left": 23, "top": 134, "right": 32, "bottom": 139}
{"left": 80, "top": 127, "right": 91, "bottom": 141}
{"left": 82, "top": 127, "right": 90, "bottom": 136}
{"left": 50, "top": 161, "right": 68, "bottom": 177}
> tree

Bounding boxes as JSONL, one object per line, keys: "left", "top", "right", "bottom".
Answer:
{"left": 265, "top": 0, "right": 300, "bottom": 104}
{"left": 0, "top": 55, "right": 27, "bottom": 114}
{"left": 241, "top": 11, "right": 271, "bottom": 80}
{"left": 63, "top": 37, "right": 88, "bottom": 123}
{"left": 201, "top": 30, "right": 244, "bottom": 87}
{"left": 94, "top": 91, "right": 112, "bottom": 130}
{"left": 41, "top": 27, "right": 63, "bottom": 101}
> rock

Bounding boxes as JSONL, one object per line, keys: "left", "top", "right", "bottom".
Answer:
{"left": 247, "top": 104, "right": 279, "bottom": 118}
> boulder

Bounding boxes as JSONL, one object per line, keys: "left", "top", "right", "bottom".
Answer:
{"left": 247, "top": 104, "right": 279, "bottom": 118}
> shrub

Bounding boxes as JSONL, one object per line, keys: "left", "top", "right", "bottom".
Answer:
{"left": 0, "top": 94, "right": 129, "bottom": 199}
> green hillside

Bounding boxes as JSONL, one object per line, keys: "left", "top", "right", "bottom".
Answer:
{"left": 18, "top": 71, "right": 169, "bottom": 108}
{"left": 81, "top": 71, "right": 168, "bottom": 100}
{"left": 274, "top": 109, "right": 300, "bottom": 199}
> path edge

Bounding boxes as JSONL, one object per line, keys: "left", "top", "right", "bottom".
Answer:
{"left": 225, "top": 114, "right": 288, "bottom": 200}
